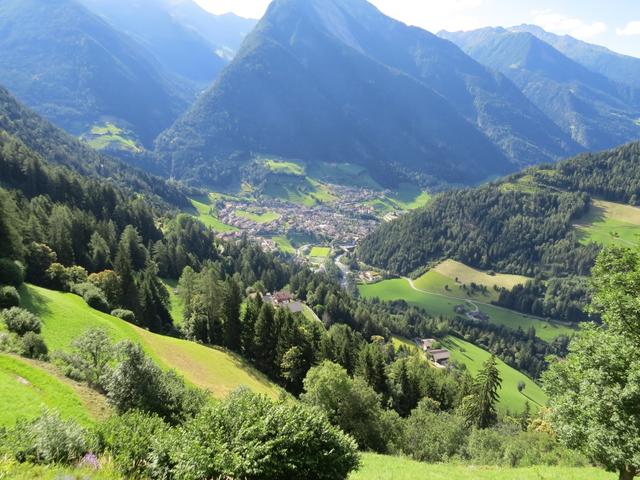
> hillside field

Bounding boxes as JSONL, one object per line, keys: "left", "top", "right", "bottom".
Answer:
{"left": 0, "top": 354, "right": 101, "bottom": 426}
{"left": 188, "top": 197, "right": 238, "bottom": 233}
{"left": 359, "top": 278, "right": 574, "bottom": 343}
{"left": 21, "top": 285, "right": 280, "bottom": 399}
{"left": 351, "top": 454, "right": 615, "bottom": 480}
{"left": 575, "top": 199, "right": 640, "bottom": 247}
{"left": 391, "top": 337, "right": 545, "bottom": 412}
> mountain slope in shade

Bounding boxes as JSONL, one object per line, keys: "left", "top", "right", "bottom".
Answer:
{"left": 165, "top": 0, "right": 258, "bottom": 59}
{"left": 78, "top": 0, "right": 226, "bottom": 86}
{"left": 440, "top": 28, "right": 640, "bottom": 151}
{"left": 157, "top": 0, "right": 578, "bottom": 188}
{"left": 512, "top": 24, "right": 640, "bottom": 90}
{"left": 0, "top": 0, "right": 187, "bottom": 146}
{"left": 0, "top": 84, "right": 187, "bottom": 207}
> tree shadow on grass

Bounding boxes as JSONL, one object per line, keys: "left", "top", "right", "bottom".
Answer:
{"left": 18, "top": 285, "right": 51, "bottom": 318}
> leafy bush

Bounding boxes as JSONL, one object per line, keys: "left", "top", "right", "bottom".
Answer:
{"left": 0, "top": 258, "right": 24, "bottom": 287}
{"left": 20, "top": 332, "right": 48, "bottom": 360}
{"left": 55, "top": 328, "right": 114, "bottom": 388}
{"left": 45, "top": 263, "right": 70, "bottom": 291}
{"left": 3, "top": 410, "right": 89, "bottom": 464}
{"left": 97, "top": 411, "right": 171, "bottom": 478}
{"left": 170, "top": 389, "right": 360, "bottom": 480}
{"left": 0, "top": 286, "right": 20, "bottom": 309}
{"left": 110, "top": 309, "right": 135, "bottom": 323}
{"left": 1, "top": 307, "right": 41, "bottom": 335}
{"left": 71, "top": 282, "right": 110, "bottom": 312}
{"left": 402, "top": 399, "right": 468, "bottom": 462}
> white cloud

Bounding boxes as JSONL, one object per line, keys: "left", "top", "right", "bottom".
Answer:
{"left": 532, "top": 9, "right": 607, "bottom": 39}
{"left": 617, "top": 21, "right": 640, "bottom": 36}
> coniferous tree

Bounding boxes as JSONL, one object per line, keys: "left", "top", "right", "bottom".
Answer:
{"left": 0, "top": 189, "right": 23, "bottom": 260}
{"left": 222, "top": 278, "right": 242, "bottom": 352}
{"left": 253, "top": 304, "right": 278, "bottom": 376}
{"left": 463, "top": 355, "right": 502, "bottom": 429}
{"left": 89, "top": 232, "right": 111, "bottom": 272}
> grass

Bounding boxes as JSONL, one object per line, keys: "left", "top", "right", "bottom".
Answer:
{"left": 263, "top": 158, "right": 306, "bottom": 176}
{"left": 86, "top": 122, "right": 142, "bottom": 153}
{"left": 386, "top": 183, "right": 431, "bottom": 210}
{"left": 308, "top": 162, "right": 381, "bottom": 189}
{"left": 21, "top": 285, "right": 281, "bottom": 399}
{"left": 351, "top": 453, "right": 615, "bottom": 480}
{"left": 358, "top": 278, "right": 574, "bottom": 343}
{"left": 443, "top": 336, "right": 546, "bottom": 412}
{"left": 425, "top": 260, "right": 530, "bottom": 294}
{"left": 162, "top": 278, "right": 184, "bottom": 326}
{"left": 390, "top": 336, "right": 544, "bottom": 412}
{"left": 271, "top": 235, "right": 296, "bottom": 254}
{"left": 236, "top": 210, "right": 280, "bottom": 224}
{"left": 309, "top": 246, "right": 331, "bottom": 258}
{"left": 302, "top": 304, "right": 321, "bottom": 323}
{"left": 189, "top": 198, "right": 238, "bottom": 233}
{"left": 0, "top": 459, "right": 122, "bottom": 480}
{"left": 0, "top": 354, "right": 95, "bottom": 426}
{"left": 575, "top": 200, "right": 640, "bottom": 247}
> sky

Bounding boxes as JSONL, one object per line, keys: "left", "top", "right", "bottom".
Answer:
{"left": 194, "top": 0, "right": 640, "bottom": 57}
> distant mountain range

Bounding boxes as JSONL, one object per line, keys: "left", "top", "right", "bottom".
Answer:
{"left": 440, "top": 27, "right": 640, "bottom": 150}
{"left": 0, "top": 0, "right": 638, "bottom": 189}
{"left": 156, "top": 0, "right": 578, "bottom": 188}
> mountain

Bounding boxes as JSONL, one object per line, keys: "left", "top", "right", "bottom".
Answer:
{"left": 78, "top": 0, "right": 227, "bottom": 85}
{"left": 358, "top": 141, "right": 640, "bottom": 278}
{"left": 156, "top": 0, "right": 578, "bottom": 188}
{"left": 0, "top": 83, "right": 187, "bottom": 207}
{"left": 512, "top": 25, "right": 640, "bottom": 90}
{"left": 0, "top": 0, "right": 188, "bottom": 147}
{"left": 440, "top": 28, "right": 640, "bottom": 150}
{"left": 164, "top": 1, "right": 258, "bottom": 59}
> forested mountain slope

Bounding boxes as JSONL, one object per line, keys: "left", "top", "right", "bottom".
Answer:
{"left": 156, "top": 0, "right": 577, "bottom": 188}
{"left": 0, "top": 84, "right": 187, "bottom": 208}
{"left": 0, "top": 0, "right": 187, "bottom": 146}
{"left": 78, "top": 0, "right": 227, "bottom": 86}
{"left": 440, "top": 28, "right": 640, "bottom": 150}
{"left": 358, "top": 142, "right": 640, "bottom": 277}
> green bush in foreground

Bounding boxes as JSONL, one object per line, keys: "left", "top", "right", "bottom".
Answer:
{"left": 1, "top": 307, "right": 41, "bottom": 336}
{"left": 0, "top": 285, "right": 20, "bottom": 309}
{"left": 0, "top": 258, "right": 24, "bottom": 288}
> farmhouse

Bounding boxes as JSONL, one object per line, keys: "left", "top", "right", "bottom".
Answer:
{"left": 419, "top": 338, "right": 451, "bottom": 368}
{"left": 263, "top": 291, "right": 304, "bottom": 314}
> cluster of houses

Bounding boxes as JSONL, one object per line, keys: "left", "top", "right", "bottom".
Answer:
{"left": 262, "top": 290, "right": 304, "bottom": 314}
{"left": 419, "top": 338, "right": 451, "bottom": 368}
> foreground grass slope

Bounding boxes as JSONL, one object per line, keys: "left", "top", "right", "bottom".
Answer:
{"left": 351, "top": 454, "right": 615, "bottom": 480}
{"left": 21, "top": 285, "right": 280, "bottom": 399}
{"left": 0, "top": 354, "right": 96, "bottom": 426}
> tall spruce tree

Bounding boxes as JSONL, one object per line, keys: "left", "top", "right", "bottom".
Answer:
{"left": 463, "top": 355, "right": 502, "bottom": 429}
{"left": 222, "top": 278, "right": 242, "bottom": 352}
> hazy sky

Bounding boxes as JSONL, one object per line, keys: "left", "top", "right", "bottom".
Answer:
{"left": 194, "top": 0, "right": 640, "bottom": 57}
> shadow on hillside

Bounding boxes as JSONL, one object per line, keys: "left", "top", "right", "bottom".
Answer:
{"left": 19, "top": 285, "right": 52, "bottom": 318}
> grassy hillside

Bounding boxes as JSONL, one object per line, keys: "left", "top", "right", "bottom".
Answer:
{"left": 575, "top": 199, "right": 640, "bottom": 247}
{"left": 359, "top": 278, "right": 574, "bottom": 343}
{"left": 391, "top": 337, "right": 545, "bottom": 412}
{"left": 188, "top": 197, "right": 238, "bottom": 233}
{"left": 0, "top": 354, "right": 100, "bottom": 426}
{"left": 351, "top": 453, "right": 615, "bottom": 480}
{"left": 21, "top": 285, "right": 280, "bottom": 399}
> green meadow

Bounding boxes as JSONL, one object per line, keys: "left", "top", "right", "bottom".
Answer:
{"left": 236, "top": 210, "right": 281, "bottom": 224}
{"left": 21, "top": 285, "right": 280, "bottom": 399}
{"left": 188, "top": 197, "right": 238, "bottom": 233}
{"left": 309, "top": 246, "right": 331, "bottom": 258}
{"left": 351, "top": 453, "right": 614, "bottom": 480}
{"left": 358, "top": 278, "right": 574, "bottom": 343}
{"left": 575, "top": 200, "right": 640, "bottom": 247}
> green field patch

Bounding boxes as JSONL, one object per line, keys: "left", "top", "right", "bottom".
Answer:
{"left": 162, "top": 278, "right": 184, "bottom": 326}
{"left": 308, "top": 162, "right": 381, "bottom": 189}
{"left": 22, "top": 285, "right": 280, "bottom": 399}
{"left": 575, "top": 200, "right": 640, "bottom": 247}
{"left": 358, "top": 279, "right": 574, "bottom": 343}
{"left": 443, "top": 336, "right": 546, "bottom": 412}
{"left": 263, "top": 158, "right": 306, "bottom": 176}
{"left": 271, "top": 235, "right": 296, "bottom": 254}
{"left": 237, "top": 210, "right": 281, "bottom": 224}
{"left": 309, "top": 246, "right": 331, "bottom": 258}
{"left": 85, "top": 122, "right": 142, "bottom": 153}
{"left": 386, "top": 183, "right": 431, "bottom": 210}
{"left": 351, "top": 453, "right": 614, "bottom": 480}
{"left": 188, "top": 198, "right": 239, "bottom": 233}
{"left": 0, "top": 354, "right": 94, "bottom": 426}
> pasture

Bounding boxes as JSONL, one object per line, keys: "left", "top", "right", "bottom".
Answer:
{"left": 575, "top": 199, "right": 640, "bottom": 247}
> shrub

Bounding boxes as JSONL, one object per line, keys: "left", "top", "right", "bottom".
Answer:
{"left": 170, "top": 389, "right": 360, "bottom": 480}
{"left": 67, "top": 266, "right": 88, "bottom": 285}
{"left": 55, "top": 328, "right": 114, "bottom": 388}
{"left": 45, "top": 263, "right": 70, "bottom": 291}
{"left": 0, "top": 286, "right": 20, "bottom": 309}
{"left": 0, "top": 258, "right": 24, "bottom": 287}
{"left": 402, "top": 399, "right": 468, "bottom": 463}
{"left": 20, "top": 332, "right": 48, "bottom": 360}
{"left": 4, "top": 410, "right": 89, "bottom": 464}
{"left": 97, "top": 411, "right": 171, "bottom": 478}
{"left": 1, "top": 307, "right": 41, "bottom": 335}
{"left": 71, "top": 283, "right": 110, "bottom": 313}
{"left": 110, "top": 309, "right": 135, "bottom": 323}
{"left": 25, "top": 243, "right": 57, "bottom": 285}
